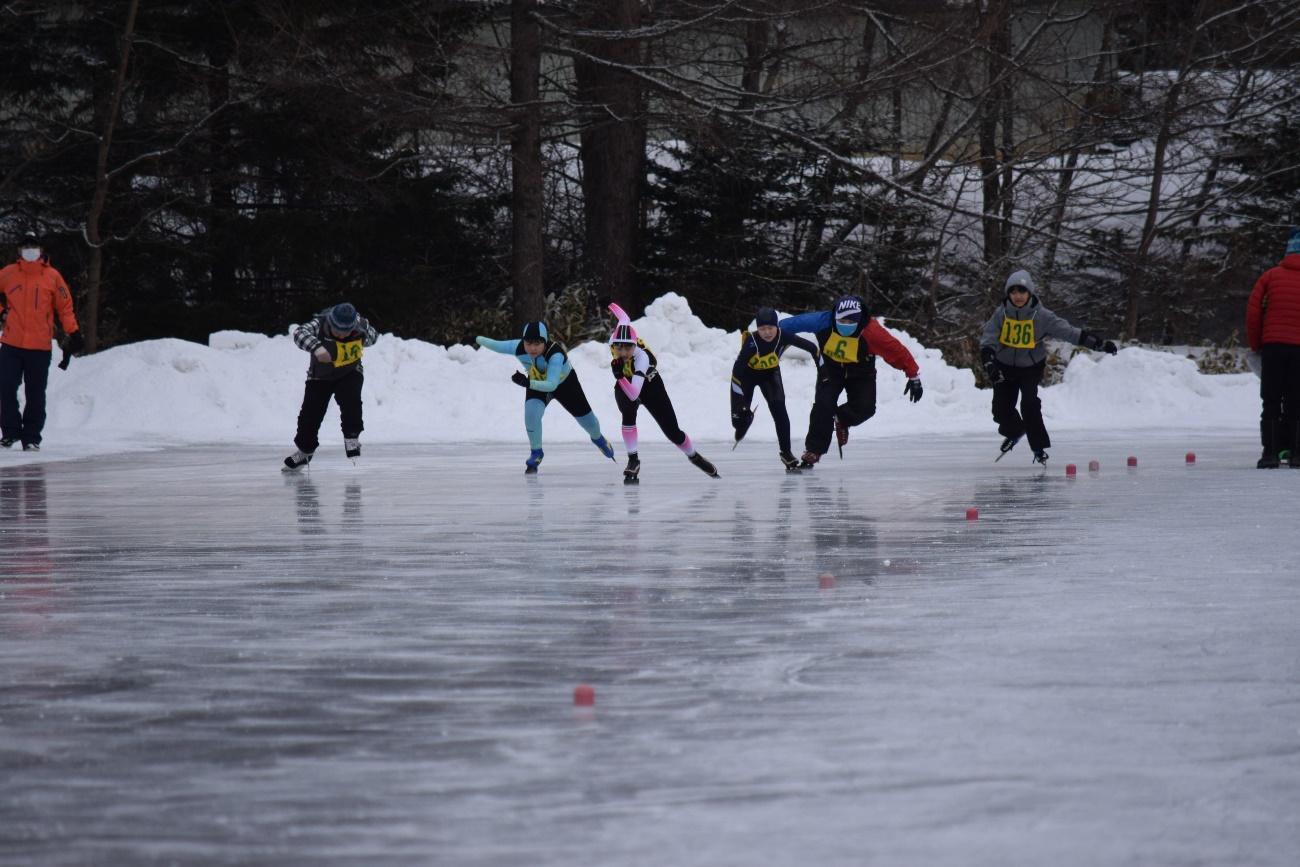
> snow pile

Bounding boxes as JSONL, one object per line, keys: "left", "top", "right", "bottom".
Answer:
{"left": 29, "top": 292, "right": 1256, "bottom": 460}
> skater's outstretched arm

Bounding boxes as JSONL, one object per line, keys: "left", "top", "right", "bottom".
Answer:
{"left": 782, "top": 332, "right": 820, "bottom": 360}
{"left": 862, "top": 320, "right": 920, "bottom": 378}
{"left": 474, "top": 336, "right": 523, "bottom": 356}
{"left": 777, "top": 311, "right": 832, "bottom": 335}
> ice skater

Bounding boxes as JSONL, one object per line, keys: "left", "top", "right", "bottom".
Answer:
{"left": 475, "top": 320, "right": 616, "bottom": 473}
{"left": 729, "top": 306, "right": 819, "bottom": 471}
{"left": 283, "top": 302, "right": 378, "bottom": 470}
{"left": 1245, "top": 228, "right": 1300, "bottom": 468}
{"left": 608, "top": 302, "right": 718, "bottom": 483}
{"left": 779, "top": 295, "right": 922, "bottom": 468}
{"left": 979, "top": 270, "right": 1116, "bottom": 465}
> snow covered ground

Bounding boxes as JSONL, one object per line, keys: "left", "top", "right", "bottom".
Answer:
{"left": 2, "top": 434, "right": 1298, "bottom": 866}
{"left": 19, "top": 292, "right": 1261, "bottom": 462}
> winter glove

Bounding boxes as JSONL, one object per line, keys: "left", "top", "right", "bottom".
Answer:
{"left": 904, "top": 377, "right": 923, "bottom": 403}
{"left": 65, "top": 331, "right": 85, "bottom": 354}
{"left": 511, "top": 371, "right": 530, "bottom": 388}
{"left": 980, "top": 347, "right": 1003, "bottom": 385}
{"left": 1101, "top": 340, "right": 1118, "bottom": 355}
{"left": 312, "top": 345, "right": 331, "bottom": 363}
{"left": 1080, "top": 329, "right": 1117, "bottom": 354}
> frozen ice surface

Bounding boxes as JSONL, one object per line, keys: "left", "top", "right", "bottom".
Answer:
{"left": 2, "top": 433, "right": 1298, "bottom": 866}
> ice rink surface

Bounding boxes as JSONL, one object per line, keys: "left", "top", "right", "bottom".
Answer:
{"left": 2, "top": 433, "right": 1298, "bottom": 866}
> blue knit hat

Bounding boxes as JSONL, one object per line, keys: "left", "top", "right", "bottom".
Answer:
{"left": 1287, "top": 228, "right": 1300, "bottom": 255}
{"left": 521, "top": 321, "right": 548, "bottom": 341}
{"left": 327, "top": 303, "right": 359, "bottom": 333}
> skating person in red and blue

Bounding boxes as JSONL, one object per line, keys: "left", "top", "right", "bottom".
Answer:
{"left": 979, "top": 270, "right": 1116, "bottom": 465}
{"left": 283, "top": 303, "right": 378, "bottom": 470}
{"left": 779, "top": 295, "right": 922, "bottom": 468}
{"left": 608, "top": 303, "right": 718, "bottom": 483}
{"left": 730, "top": 306, "right": 819, "bottom": 471}
{"left": 476, "top": 321, "right": 615, "bottom": 474}
{"left": 1246, "top": 229, "right": 1300, "bottom": 468}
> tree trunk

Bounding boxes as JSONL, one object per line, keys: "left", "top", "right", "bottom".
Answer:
{"left": 573, "top": 0, "right": 644, "bottom": 314}
{"left": 510, "top": 0, "right": 545, "bottom": 328}
{"left": 83, "top": 0, "right": 140, "bottom": 352}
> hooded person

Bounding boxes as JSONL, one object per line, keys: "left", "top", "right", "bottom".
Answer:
{"left": 778, "top": 294, "right": 922, "bottom": 468}
{"left": 1245, "top": 228, "right": 1300, "bottom": 468}
{"left": 474, "top": 320, "right": 615, "bottom": 473}
{"left": 978, "top": 270, "right": 1117, "bottom": 465}
{"left": 283, "top": 302, "right": 379, "bottom": 470}
{"left": 729, "top": 306, "right": 819, "bottom": 471}
{"left": 607, "top": 302, "right": 718, "bottom": 482}
{"left": 0, "top": 231, "right": 83, "bottom": 451}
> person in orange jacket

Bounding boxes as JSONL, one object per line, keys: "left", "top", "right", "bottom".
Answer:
{"left": 0, "top": 232, "right": 82, "bottom": 451}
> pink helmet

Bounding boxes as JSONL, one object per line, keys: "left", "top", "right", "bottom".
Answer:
{"left": 610, "top": 323, "right": 638, "bottom": 344}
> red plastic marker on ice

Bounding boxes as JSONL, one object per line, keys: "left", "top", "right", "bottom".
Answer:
{"left": 966, "top": 508, "right": 979, "bottom": 521}
{"left": 1088, "top": 460, "right": 1100, "bottom": 472}
{"left": 1065, "top": 463, "right": 1077, "bottom": 477}
{"left": 1127, "top": 456, "right": 1138, "bottom": 467}
{"left": 573, "top": 684, "right": 595, "bottom": 706}
{"left": 1185, "top": 452, "right": 1196, "bottom": 464}
{"left": 818, "top": 573, "right": 836, "bottom": 590}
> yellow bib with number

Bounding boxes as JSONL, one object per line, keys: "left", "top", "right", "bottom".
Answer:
{"left": 748, "top": 351, "right": 779, "bottom": 371}
{"left": 998, "top": 318, "right": 1036, "bottom": 349}
{"left": 333, "top": 340, "right": 364, "bottom": 367}
{"left": 821, "top": 333, "right": 860, "bottom": 364}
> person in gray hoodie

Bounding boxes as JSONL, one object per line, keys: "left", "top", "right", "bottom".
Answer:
{"left": 979, "top": 270, "right": 1117, "bottom": 464}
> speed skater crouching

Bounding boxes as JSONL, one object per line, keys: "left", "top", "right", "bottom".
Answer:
{"left": 475, "top": 320, "right": 615, "bottom": 474}
{"left": 979, "top": 269, "right": 1117, "bottom": 466}
{"left": 284, "top": 303, "right": 378, "bottom": 471}
{"left": 608, "top": 303, "right": 717, "bottom": 483}
{"left": 730, "top": 306, "right": 819, "bottom": 471}
{"left": 779, "top": 295, "right": 922, "bottom": 468}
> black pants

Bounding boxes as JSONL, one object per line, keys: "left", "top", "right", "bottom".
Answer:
{"left": 805, "top": 364, "right": 876, "bottom": 456}
{"left": 991, "top": 360, "right": 1049, "bottom": 451}
{"left": 731, "top": 368, "right": 792, "bottom": 454}
{"left": 294, "top": 373, "right": 364, "bottom": 453}
{"left": 0, "top": 344, "right": 53, "bottom": 446}
{"left": 616, "top": 374, "right": 687, "bottom": 447}
{"left": 1260, "top": 343, "right": 1300, "bottom": 452}
{"left": 528, "top": 370, "right": 594, "bottom": 418}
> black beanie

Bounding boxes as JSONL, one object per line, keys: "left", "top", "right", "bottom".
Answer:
{"left": 521, "top": 321, "right": 548, "bottom": 341}
{"left": 756, "top": 307, "right": 778, "bottom": 327}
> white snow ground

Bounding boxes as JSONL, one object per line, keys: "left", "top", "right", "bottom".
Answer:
{"left": 2, "top": 433, "right": 1297, "bottom": 866}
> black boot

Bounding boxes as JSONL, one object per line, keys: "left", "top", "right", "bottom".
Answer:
{"left": 732, "top": 408, "right": 754, "bottom": 445}
{"left": 688, "top": 452, "right": 719, "bottom": 478}
{"left": 1257, "top": 420, "right": 1280, "bottom": 469}
{"left": 779, "top": 451, "right": 801, "bottom": 472}
{"left": 623, "top": 453, "right": 641, "bottom": 484}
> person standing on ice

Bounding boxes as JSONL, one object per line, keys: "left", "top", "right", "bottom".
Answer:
{"left": 474, "top": 321, "right": 616, "bottom": 474}
{"left": 608, "top": 302, "right": 718, "bottom": 483}
{"left": 779, "top": 295, "right": 922, "bottom": 469}
{"left": 729, "top": 306, "right": 819, "bottom": 472}
{"left": 1245, "top": 228, "right": 1300, "bottom": 468}
{"left": 0, "top": 231, "right": 83, "bottom": 452}
{"left": 979, "top": 270, "right": 1116, "bottom": 466}
{"left": 283, "top": 303, "right": 378, "bottom": 471}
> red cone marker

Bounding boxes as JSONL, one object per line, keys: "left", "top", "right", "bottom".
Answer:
{"left": 1127, "top": 456, "right": 1138, "bottom": 467}
{"left": 1088, "top": 460, "right": 1100, "bottom": 472}
{"left": 966, "top": 508, "right": 979, "bottom": 521}
{"left": 1185, "top": 452, "right": 1196, "bottom": 464}
{"left": 573, "top": 684, "right": 595, "bottom": 706}
{"left": 1065, "top": 463, "right": 1077, "bottom": 476}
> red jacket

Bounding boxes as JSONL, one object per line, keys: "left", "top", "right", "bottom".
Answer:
{"left": 1246, "top": 254, "right": 1300, "bottom": 351}
{"left": 0, "top": 258, "right": 80, "bottom": 351}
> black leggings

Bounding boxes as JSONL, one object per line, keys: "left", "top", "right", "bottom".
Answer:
{"left": 616, "top": 374, "right": 687, "bottom": 446}
{"left": 731, "top": 369, "right": 792, "bottom": 453}
{"left": 805, "top": 364, "right": 876, "bottom": 456}
{"left": 991, "top": 361, "right": 1048, "bottom": 450}
{"left": 294, "top": 373, "right": 364, "bottom": 453}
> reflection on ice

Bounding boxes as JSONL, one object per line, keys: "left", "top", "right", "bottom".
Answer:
{"left": 1, "top": 435, "right": 1297, "bottom": 866}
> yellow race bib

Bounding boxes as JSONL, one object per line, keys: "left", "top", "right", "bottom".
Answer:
{"left": 333, "top": 339, "right": 364, "bottom": 367}
{"left": 821, "top": 333, "right": 860, "bottom": 363}
{"left": 748, "top": 351, "right": 779, "bottom": 371}
{"left": 998, "top": 318, "right": 1036, "bottom": 349}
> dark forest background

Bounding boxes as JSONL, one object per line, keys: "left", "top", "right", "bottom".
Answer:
{"left": 2, "top": 0, "right": 1298, "bottom": 369}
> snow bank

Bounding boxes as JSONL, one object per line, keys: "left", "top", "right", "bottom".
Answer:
{"left": 32, "top": 292, "right": 1255, "bottom": 460}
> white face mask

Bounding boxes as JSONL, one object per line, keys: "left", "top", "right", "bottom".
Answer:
{"left": 19, "top": 247, "right": 41, "bottom": 262}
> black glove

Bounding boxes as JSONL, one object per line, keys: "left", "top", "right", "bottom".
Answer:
{"left": 904, "top": 377, "right": 923, "bottom": 403}
{"left": 511, "top": 371, "right": 530, "bottom": 388}
{"left": 65, "top": 331, "right": 85, "bottom": 354}
{"left": 1080, "top": 329, "right": 1117, "bottom": 354}
{"left": 1101, "top": 340, "right": 1118, "bottom": 355}
{"left": 980, "top": 347, "right": 1003, "bottom": 385}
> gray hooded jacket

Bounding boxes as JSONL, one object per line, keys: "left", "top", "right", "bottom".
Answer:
{"left": 979, "top": 270, "right": 1083, "bottom": 367}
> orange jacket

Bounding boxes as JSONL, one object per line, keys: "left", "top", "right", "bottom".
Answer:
{"left": 0, "top": 258, "right": 80, "bottom": 351}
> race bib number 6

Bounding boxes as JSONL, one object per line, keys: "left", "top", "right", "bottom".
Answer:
{"left": 999, "top": 319, "right": 1036, "bottom": 349}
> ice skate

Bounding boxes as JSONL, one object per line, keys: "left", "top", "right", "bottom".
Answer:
{"left": 525, "top": 448, "right": 544, "bottom": 474}
{"left": 592, "top": 435, "right": 616, "bottom": 460}
{"left": 779, "top": 451, "right": 801, "bottom": 473}
{"left": 689, "top": 452, "right": 720, "bottom": 478}
{"left": 798, "top": 450, "right": 820, "bottom": 470}
{"left": 1032, "top": 449, "right": 1049, "bottom": 467}
{"left": 344, "top": 438, "right": 361, "bottom": 460}
{"left": 995, "top": 434, "right": 1022, "bottom": 462}
{"left": 623, "top": 453, "right": 640, "bottom": 485}
{"left": 283, "top": 449, "right": 313, "bottom": 472}
{"left": 834, "top": 415, "right": 848, "bottom": 457}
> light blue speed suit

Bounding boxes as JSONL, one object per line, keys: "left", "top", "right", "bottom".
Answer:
{"left": 475, "top": 336, "right": 604, "bottom": 450}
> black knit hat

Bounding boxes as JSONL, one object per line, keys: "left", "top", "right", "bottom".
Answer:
{"left": 756, "top": 307, "right": 778, "bottom": 327}
{"left": 521, "top": 321, "right": 548, "bottom": 342}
